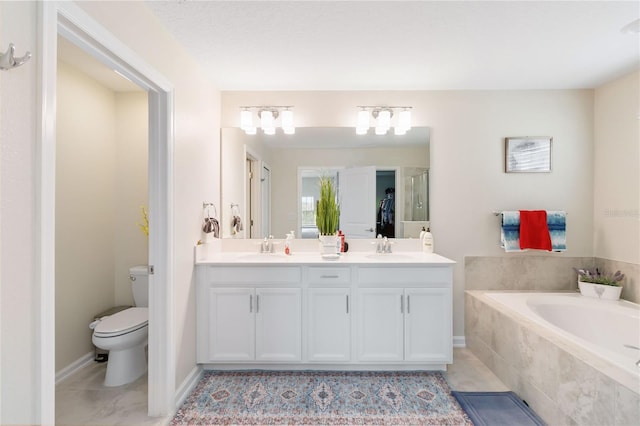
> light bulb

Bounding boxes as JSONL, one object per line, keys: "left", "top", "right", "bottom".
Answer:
{"left": 260, "top": 110, "right": 274, "bottom": 130}
{"left": 377, "top": 109, "right": 391, "bottom": 129}
{"left": 281, "top": 110, "right": 294, "bottom": 129}
{"left": 244, "top": 126, "right": 257, "bottom": 135}
{"left": 240, "top": 109, "right": 252, "bottom": 130}
{"left": 357, "top": 110, "right": 370, "bottom": 129}
{"left": 398, "top": 109, "right": 411, "bottom": 131}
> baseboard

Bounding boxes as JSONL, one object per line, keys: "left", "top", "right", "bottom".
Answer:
{"left": 453, "top": 336, "right": 466, "bottom": 348}
{"left": 55, "top": 351, "right": 95, "bottom": 385}
{"left": 174, "top": 365, "right": 203, "bottom": 410}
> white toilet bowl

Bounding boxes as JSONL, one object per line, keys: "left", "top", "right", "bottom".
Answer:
{"left": 92, "top": 307, "right": 148, "bottom": 387}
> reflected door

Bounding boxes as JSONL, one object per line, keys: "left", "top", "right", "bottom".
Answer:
{"left": 338, "top": 166, "right": 376, "bottom": 238}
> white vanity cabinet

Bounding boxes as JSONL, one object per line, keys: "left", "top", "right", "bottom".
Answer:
{"left": 356, "top": 266, "right": 453, "bottom": 364}
{"left": 306, "top": 267, "right": 352, "bottom": 362}
{"left": 197, "top": 266, "right": 302, "bottom": 363}
{"left": 196, "top": 253, "right": 453, "bottom": 370}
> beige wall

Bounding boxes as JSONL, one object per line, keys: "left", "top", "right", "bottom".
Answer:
{"left": 594, "top": 71, "right": 640, "bottom": 265}
{"left": 56, "top": 61, "right": 116, "bottom": 371}
{"left": 114, "top": 92, "right": 149, "bottom": 306}
{"left": 222, "top": 90, "right": 595, "bottom": 336}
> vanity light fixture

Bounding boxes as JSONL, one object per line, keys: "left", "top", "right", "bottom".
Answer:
{"left": 355, "top": 106, "right": 412, "bottom": 136}
{"left": 239, "top": 106, "right": 295, "bottom": 135}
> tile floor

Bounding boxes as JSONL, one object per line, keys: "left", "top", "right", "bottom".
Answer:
{"left": 55, "top": 347, "right": 508, "bottom": 426}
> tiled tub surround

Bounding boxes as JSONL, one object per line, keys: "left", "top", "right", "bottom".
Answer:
{"left": 464, "top": 256, "right": 639, "bottom": 304}
{"left": 466, "top": 291, "right": 640, "bottom": 426}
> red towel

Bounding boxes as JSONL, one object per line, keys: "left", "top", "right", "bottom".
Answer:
{"left": 519, "top": 210, "right": 552, "bottom": 251}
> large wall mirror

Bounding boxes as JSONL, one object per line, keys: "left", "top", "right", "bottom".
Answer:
{"left": 220, "top": 127, "right": 430, "bottom": 239}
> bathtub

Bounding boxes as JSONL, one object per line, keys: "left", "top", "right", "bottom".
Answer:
{"left": 466, "top": 291, "right": 640, "bottom": 424}
{"left": 486, "top": 292, "right": 640, "bottom": 376}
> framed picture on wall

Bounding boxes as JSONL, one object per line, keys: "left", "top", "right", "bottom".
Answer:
{"left": 505, "top": 136, "right": 552, "bottom": 173}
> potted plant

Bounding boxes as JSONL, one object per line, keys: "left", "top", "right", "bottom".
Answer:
{"left": 573, "top": 267, "right": 625, "bottom": 300}
{"left": 316, "top": 176, "right": 340, "bottom": 254}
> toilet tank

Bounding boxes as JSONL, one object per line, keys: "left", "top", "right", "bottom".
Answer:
{"left": 129, "top": 265, "right": 149, "bottom": 307}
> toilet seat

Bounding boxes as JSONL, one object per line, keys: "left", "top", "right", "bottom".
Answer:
{"left": 94, "top": 307, "right": 148, "bottom": 338}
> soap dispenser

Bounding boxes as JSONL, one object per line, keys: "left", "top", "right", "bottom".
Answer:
{"left": 284, "top": 231, "right": 294, "bottom": 255}
{"left": 419, "top": 226, "right": 426, "bottom": 240}
{"left": 422, "top": 227, "right": 434, "bottom": 253}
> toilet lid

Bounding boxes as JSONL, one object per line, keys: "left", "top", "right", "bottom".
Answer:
{"left": 94, "top": 307, "right": 148, "bottom": 337}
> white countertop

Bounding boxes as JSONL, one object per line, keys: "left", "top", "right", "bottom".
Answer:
{"left": 195, "top": 249, "right": 455, "bottom": 266}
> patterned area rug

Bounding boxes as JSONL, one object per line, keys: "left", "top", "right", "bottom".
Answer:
{"left": 171, "top": 370, "right": 473, "bottom": 425}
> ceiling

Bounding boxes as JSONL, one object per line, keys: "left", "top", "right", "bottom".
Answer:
{"left": 144, "top": 0, "right": 640, "bottom": 91}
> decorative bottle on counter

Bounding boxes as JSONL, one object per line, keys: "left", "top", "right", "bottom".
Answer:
{"left": 422, "top": 227, "right": 434, "bottom": 253}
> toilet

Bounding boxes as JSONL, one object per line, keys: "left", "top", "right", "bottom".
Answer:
{"left": 91, "top": 266, "right": 149, "bottom": 387}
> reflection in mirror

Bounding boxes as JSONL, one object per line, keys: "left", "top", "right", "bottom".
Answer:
{"left": 220, "top": 127, "right": 430, "bottom": 239}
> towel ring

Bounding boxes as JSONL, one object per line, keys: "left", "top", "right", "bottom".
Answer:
{"left": 203, "top": 202, "right": 217, "bottom": 219}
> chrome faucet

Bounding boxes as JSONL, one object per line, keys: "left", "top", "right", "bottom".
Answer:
{"left": 623, "top": 344, "right": 640, "bottom": 367}
{"left": 382, "top": 237, "right": 392, "bottom": 253}
{"left": 375, "top": 235, "right": 384, "bottom": 253}
{"left": 260, "top": 235, "right": 275, "bottom": 253}
{"left": 374, "top": 235, "right": 392, "bottom": 253}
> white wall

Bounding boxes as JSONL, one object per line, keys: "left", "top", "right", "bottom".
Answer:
{"left": 222, "top": 90, "right": 595, "bottom": 336}
{"left": 593, "top": 71, "right": 640, "bottom": 264}
{"left": 0, "top": 1, "right": 220, "bottom": 422}
{"left": 0, "top": 2, "right": 38, "bottom": 422}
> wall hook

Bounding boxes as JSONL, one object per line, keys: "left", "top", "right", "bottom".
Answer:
{"left": 0, "top": 43, "right": 32, "bottom": 71}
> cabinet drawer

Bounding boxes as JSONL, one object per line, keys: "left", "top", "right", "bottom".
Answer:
{"left": 207, "top": 266, "right": 301, "bottom": 284}
{"left": 357, "top": 266, "right": 451, "bottom": 285}
{"left": 307, "top": 267, "right": 351, "bottom": 284}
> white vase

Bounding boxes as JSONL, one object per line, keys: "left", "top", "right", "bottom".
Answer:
{"left": 318, "top": 234, "right": 338, "bottom": 255}
{"left": 578, "top": 280, "right": 623, "bottom": 300}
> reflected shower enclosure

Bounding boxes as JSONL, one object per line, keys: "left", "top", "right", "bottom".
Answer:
{"left": 404, "top": 167, "right": 429, "bottom": 221}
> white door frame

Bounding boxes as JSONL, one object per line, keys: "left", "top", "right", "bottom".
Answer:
{"left": 38, "top": 2, "right": 175, "bottom": 423}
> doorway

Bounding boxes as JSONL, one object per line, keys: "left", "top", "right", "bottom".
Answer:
{"left": 39, "top": 2, "right": 175, "bottom": 421}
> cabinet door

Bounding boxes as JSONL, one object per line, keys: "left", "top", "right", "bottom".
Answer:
{"left": 208, "top": 287, "right": 255, "bottom": 361}
{"left": 404, "top": 288, "right": 452, "bottom": 362}
{"left": 255, "top": 288, "right": 302, "bottom": 361}
{"left": 308, "top": 288, "right": 351, "bottom": 362}
{"left": 357, "top": 288, "right": 404, "bottom": 361}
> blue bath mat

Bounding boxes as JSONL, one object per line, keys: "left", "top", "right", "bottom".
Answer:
{"left": 452, "top": 391, "right": 546, "bottom": 426}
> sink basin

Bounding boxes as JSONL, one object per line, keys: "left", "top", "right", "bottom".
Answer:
{"left": 365, "top": 253, "right": 417, "bottom": 261}
{"left": 237, "top": 253, "right": 289, "bottom": 261}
